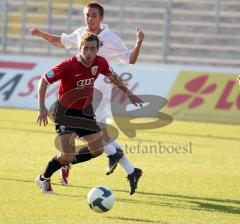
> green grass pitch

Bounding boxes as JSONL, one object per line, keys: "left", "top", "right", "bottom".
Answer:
{"left": 0, "top": 108, "right": 239, "bottom": 224}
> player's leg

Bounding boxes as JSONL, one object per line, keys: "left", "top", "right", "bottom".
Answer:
{"left": 92, "top": 81, "right": 124, "bottom": 172}
{"left": 60, "top": 126, "right": 122, "bottom": 174}
{"left": 59, "top": 125, "right": 123, "bottom": 176}
{"left": 93, "top": 86, "right": 135, "bottom": 176}
{"left": 81, "top": 131, "right": 104, "bottom": 157}
{"left": 58, "top": 103, "right": 103, "bottom": 185}
{"left": 101, "top": 126, "right": 134, "bottom": 175}
{"left": 114, "top": 138, "right": 143, "bottom": 194}
{"left": 60, "top": 131, "right": 104, "bottom": 185}
{"left": 93, "top": 76, "right": 143, "bottom": 194}
{"left": 100, "top": 125, "right": 124, "bottom": 174}
{"left": 36, "top": 133, "right": 76, "bottom": 194}
{"left": 102, "top": 127, "right": 143, "bottom": 195}
{"left": 110, "top": 140, "right": 134, "bottom": 175}
{"left": 60, "top": 144, "right": 93, "bottom": 186}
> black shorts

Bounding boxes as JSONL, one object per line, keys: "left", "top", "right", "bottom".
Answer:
{"left": 51, "top": 101, "right": 100, "bottom": 138}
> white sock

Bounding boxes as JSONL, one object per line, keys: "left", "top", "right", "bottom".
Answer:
{"left": 104, "top": 140, "right": 135, "bottom": 174}
{"left": 104, "top": 143, "right": 117, "bottom": 155}
{"left": 119, "top": 155, "right": 135, "bottom": 175}
{"left": 111, "top": 140, "right": 121, "bottom": 149}
{"left": 112, "top": 140, "right": 135, "bottom": 175}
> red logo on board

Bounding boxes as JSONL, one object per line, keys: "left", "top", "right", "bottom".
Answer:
{"left": 168, "top": 75, "right": 217, "bottom": 109}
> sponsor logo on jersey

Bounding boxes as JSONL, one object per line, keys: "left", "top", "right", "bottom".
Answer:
{"left": 47, "top": 70, "right": 54, "bottom": 78}
{"left": 91, "top": 66, "right": 98, "bottom": 76}
{"left": 77, "top": 78, "right": 95, "bottom": 87}
{"left": 75, "top": 73, "right": 82, "bottom": 77}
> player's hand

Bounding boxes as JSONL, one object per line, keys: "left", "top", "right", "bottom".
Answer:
{"left": 128, "top": 93, "right": 144, "bottom": 107}
{"left": 37, "top": 108, "right": 49, "bottom": 126}
{"left": 30, "top": 27, "right": 41, "bottom": 37}
{"left": 136, "top": 28, "right": 144, "bottom": 46}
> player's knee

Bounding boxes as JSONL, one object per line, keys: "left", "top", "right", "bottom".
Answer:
{"left": 91, "top": 147, "right": 104, "bottom": 157}
{"left": 58, "top": 154, "right": 75, "bottom": 165}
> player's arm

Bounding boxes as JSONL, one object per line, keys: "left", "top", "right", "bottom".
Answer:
{"left": 238, "top": 75, "right": 240, "bottom": 86}
{"left": 108, "top": 72, "right": 143, "bottom": 107}
{"left": 37, "top": 60, "right": 68, "bottom": 126}
{"left": 30, "top": 27, "right": 64, "bottom": 48}
{"left": 37, "top": 77, "right": 49, "bottom": 126}
{"left": 129, "top": 28, "right": 144, "bottom": 64}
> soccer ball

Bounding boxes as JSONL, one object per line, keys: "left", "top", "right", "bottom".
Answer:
{"left": 87, "top": 186, "right": 115, "bottom": 213}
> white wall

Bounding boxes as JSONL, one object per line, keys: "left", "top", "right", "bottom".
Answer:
{"left": 0, "top": 54, "right": 239, "bottom": 124}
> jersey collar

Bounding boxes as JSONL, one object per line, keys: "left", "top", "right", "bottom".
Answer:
{"left": 83, "top": 23, "right": 109, "bottom": 38}
{"left": 98, "top": 24, "right": 109, "bottom": 37}
{"left": 76, "top": 54, "right": 96, "bottom": 68}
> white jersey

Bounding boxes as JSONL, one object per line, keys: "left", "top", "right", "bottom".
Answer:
{"left": 61, "top": 24, "right": 132, "bottom": 122}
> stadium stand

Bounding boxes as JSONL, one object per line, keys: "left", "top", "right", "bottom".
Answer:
{"left": 0, "top": 0, "right": 240, "bottom": 67}
{"left": 167, "top": 0, "right": 240, "bottom": 66}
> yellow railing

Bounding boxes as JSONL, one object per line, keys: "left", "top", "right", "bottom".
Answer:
{"left": 6, "top": 0, "right": 91, "bottom": 36}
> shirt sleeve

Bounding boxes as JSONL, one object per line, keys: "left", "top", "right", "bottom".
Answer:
{"left": 110, "top": 33, "right": 132, "bottom": 64}
{"left": 61, "top": 29, "right": 80, "bottom": 49}
{"left": 44, "top": 60, "right": 68, "bottom": 84}
{"left": 99, "top": 57, "right": 112, "bottom": 77}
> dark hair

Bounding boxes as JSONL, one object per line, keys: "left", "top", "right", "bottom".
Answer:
{"left": 80, "top": 32, "right": 100, "bottom": 48}
{"left": 84, "top": 2, "right": 104, "bottom": 17}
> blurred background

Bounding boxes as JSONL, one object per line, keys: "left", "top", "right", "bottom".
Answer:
{"left": 1, "top": 0, "right": 240, "bottom": 67}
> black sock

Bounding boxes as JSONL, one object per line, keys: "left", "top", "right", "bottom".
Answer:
{"left": 42, "top": 157, "right": 62, "bottom": 179}
{"left": 72, "top": 146, "right": 93, "bottom": 164}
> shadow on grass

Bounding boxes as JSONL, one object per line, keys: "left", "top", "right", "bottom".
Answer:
{"left": 134, "top": 191, "right": 240, "bottom": 206}
{"left": 106, "top": 216, "right": 168, "bottom": 224}
{"left": 116, "top": 197, "right": 240, "bottom": 215}
{"left": 194, "top": 201, "right": 240, "bottom": 215}
{"left": 0, "top": 176, "right": 240, "bottom": 215}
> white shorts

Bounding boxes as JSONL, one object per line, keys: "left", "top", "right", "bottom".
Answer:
{"left": 93, "top": 75, "right": 113, "bottom": 124}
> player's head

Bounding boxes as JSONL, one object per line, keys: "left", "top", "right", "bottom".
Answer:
{"left": 83, "top": 2, "right": 104, "bottom": 32}
{"left": 80, "top": 32, "right": 100, "bottom": 63}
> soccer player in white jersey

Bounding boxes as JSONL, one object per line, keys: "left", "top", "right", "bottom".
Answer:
{"left": 31, "top": 2, "right": 144, "bottom": 195}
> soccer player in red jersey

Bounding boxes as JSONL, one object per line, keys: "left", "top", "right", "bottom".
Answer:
{"left": 35, "top": 33, "right": 143, "bottom": 194}
{"left": 31, "top": 2, "right": 144, "bottom": 196}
